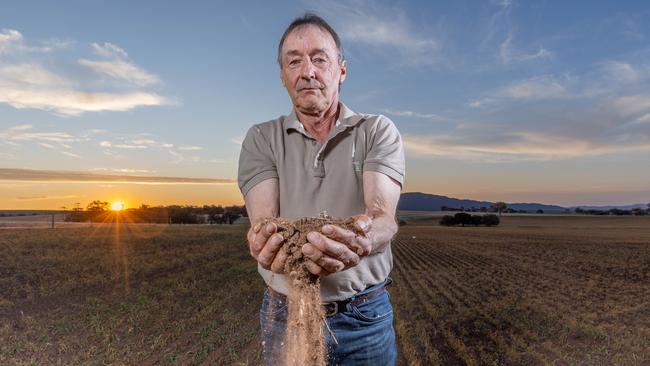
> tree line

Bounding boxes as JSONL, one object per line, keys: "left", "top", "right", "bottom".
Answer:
{"left": 62, "top": 201, "right": 248, "bottom": 224}
{"left": 439, "top": 213, "right": 500, "bottom": 227}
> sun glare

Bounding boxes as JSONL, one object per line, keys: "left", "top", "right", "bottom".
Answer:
{"left": 111, "top": 201, "right": 124, "bottom": 211}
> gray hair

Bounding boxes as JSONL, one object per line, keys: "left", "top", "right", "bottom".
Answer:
{"left": 277, "top": 13, "right": 344, "bottom": 66}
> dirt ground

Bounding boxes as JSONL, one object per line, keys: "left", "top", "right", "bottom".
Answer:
{"left": 1, "top": 215, "right": 649, "bottom": 365}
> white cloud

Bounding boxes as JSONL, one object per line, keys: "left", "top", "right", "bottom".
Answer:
{"left": 78, "top": 58, "right": 160, "bottom": 86}
{"left": 131, "top": 139, "right": 157, "bottom": 145}
{"left": 403, "top": 131, "right": 650, "bottom": 163}
{"left": 0, "top": 31, "right": 170, "bottom": 116}
{"left": 61, "top": 151, "right": 81, "bottom": 158}
{"left": 0, "top": 29, "right": 23, "bottom": 54}
{"left": 601, "top": 61, "right": 650, "bottom": 84}
{"left": 91, "top": 42, "right": 128, "bottom": 58}
{"left": 611, "top": 94, "right": 650, "bottom": 116}
{"left": 499, "top": 34, "right": 552, "bottom": 64}
{"left": 470, "top": 75, "right": 570, "bottom": 108}
{"left": 89, "top": 168, "right": 156, "bottom": 174}
{"left": 178, "top": 146, "right": 203, "bottom": 151}
{"left": 0, "top": 124, "right": 76, "bottom": 143}
{"left": 0, "top": 29, "right": 71, "bottom": 54}
{"left": 384, "top": 109, "right": 446, "bottom": 120}
{"left": 497, "top": 75, "right": 568, "bottom": 100}
{"left": 309, "top": 1, "right": 439, "bottom": 67}
{"left": 79, "top": 42, "right": 160, "bottom": 86}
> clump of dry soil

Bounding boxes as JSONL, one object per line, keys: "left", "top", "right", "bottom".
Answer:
{"left": 263, "top": 216, "right": 363, "bottom": 366}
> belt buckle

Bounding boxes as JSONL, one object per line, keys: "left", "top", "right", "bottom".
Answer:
{"left": 323, "top": 302, "right": 338, "bottom": 317}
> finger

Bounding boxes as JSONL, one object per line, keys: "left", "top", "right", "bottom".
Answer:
{"left": 251, "top": 223, "right": 276, "bottom": 257}
{"left": 352, "top": 235, "right": 372, "bottom": 256}
{"left": 307, "top": 232, "right": 360, "bottom": 267}
{"left": 321, "top": 225, "right": 356, "bottom": 246}
{"left": 257, "top": 233, "right": 284, "bottom": 270}
{"left": 303, "top": 240, "right": 349, "bottom": 272}
{"left": 354, "top": 215, "right": 372, "bottom": 234}
{"left": 270, "top": 245, "right": 288, "bottom": 273}
{"left": 253, "top": 222, "right": 262, "bottom": 233}
{"left": 304, "top": 259, "right": 333, "bottom": 277}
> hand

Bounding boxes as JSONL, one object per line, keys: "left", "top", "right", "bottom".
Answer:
{"left": 301, "top": 215, "right": 373, "bottom": 277}
{"left": 247, "top": 221, "right": 287, "bottom": 273}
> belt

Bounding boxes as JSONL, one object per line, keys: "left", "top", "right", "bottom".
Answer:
{"left": 267, "top": 281, "right": 389, "bottom": 318}
{"left": 322, "top": 285, "right": 386, "bottom": 317}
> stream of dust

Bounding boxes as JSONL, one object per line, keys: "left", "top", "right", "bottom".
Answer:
{"left": 263, "top": 216, "right": 363, "bottom": 366}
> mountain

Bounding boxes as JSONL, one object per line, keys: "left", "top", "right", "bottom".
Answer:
{"left": 570, "top": 204, "right": 649, "bottom": 211}
{"left": 398, "top": 192, "right": 567, "bottom": 212}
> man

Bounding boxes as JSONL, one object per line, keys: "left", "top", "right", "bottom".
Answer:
{"left": 237, "top": 13, "right": 404, "bottom": 365}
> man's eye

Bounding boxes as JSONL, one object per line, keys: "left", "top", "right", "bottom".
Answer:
{"left": 313, "top": 58, "right": 327, "bottom": 64}
{"left": 288, "top": 59, "right": 301, "bottom": 66}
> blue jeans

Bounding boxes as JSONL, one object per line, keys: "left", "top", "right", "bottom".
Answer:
{"left": 260, "top": 278, "right": 397, "bottom": 365}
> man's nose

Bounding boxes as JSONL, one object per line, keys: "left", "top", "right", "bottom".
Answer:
{"left": 300, "top": 58, "right": 316, "bottom": 79}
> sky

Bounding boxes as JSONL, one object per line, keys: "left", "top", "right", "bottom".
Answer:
{"left": 1, "top": 0, "right": 649, "bottom": 210}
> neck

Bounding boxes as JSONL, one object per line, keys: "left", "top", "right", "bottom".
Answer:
{"left": 295, "top": 99, "right": 340, "bottom": 144}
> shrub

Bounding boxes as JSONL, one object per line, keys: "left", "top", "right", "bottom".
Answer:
{"left": 470, "top": 215, "right": 483, "bottom": 226}
{"left": 454, "top": 213, "right": 473, "bottom": 227}
{"left": 439, "top": 215, "right": 457, "bottom": 226}
{"left": 482, "top": 214, "right": 500, "bottom": 227}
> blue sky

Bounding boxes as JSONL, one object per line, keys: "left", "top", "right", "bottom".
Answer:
{"left": 1, "top": 0, "right": 649, "bottom": 209}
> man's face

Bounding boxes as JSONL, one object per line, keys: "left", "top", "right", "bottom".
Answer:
{"left": 280, "top": 25, "right": 346, "bottom": 114}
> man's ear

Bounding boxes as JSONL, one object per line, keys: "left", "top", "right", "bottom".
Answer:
{"left": 339, "top": 60, "right": 347, "bottom": 85}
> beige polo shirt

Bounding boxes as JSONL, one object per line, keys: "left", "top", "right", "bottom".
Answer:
{"left": 238, "top": 102, "right": 405, "bottom": 302}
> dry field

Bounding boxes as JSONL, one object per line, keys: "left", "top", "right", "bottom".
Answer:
{"left": 1, "top": 215, "right": 649, "bottom": 365}
{"left": 393, "top": 215, "right": 650, "bottom": 366}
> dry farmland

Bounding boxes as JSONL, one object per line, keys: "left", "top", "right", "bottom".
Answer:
{"left": 1, "top": 215, "right": 649, "bottom": 365}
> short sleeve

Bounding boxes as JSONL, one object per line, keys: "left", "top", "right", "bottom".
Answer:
{"left": 237, "top": 124, "right": 279, "bottom": 196}
{"left": 363, "top": 116, "right": 405, "bottom": 187}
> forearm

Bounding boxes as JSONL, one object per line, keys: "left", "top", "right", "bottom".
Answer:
{"left": 362, "top": 171, "right": 401, "bottom": 254}
{"left": 366, "top": 213, "right": 398, "bottom": 253}
{"left": 244, "top": 178, "right": 280, "bottom": 227}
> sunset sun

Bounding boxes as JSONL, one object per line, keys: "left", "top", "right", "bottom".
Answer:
{"left": 111, "top": 201, "right": 124, "bottom": 211}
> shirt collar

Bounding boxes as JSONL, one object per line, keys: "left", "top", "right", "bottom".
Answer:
{"left": 284, "top": 102, "right": 365, "bottom": 133}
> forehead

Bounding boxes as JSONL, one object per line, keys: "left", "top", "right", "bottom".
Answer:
{"left": 282, "top": 25, "right": 337, "bottom": 55}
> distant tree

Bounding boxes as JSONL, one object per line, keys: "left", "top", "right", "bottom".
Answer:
{"left": 86, "top": 200, "right": 109, "bottom": 212}
{"left": 536, "top": 209, "right": 544, "bottom": 214}
{"left": 470, "top": 215, "right": 483, "bottom": 226}
{"left": 482, "top": 214, "right": 500, "bottom": 227}
{"left": 575, "top": 207, "right": 584, "bottom": 214}
{"left": 86, "top": 200, "right": 110, "bottom": 222}
{"left": 454, "top": 212, "right": 472, "bottom": 227}
{"left": 439, "top": 215, "right": 457, "bottom": 226}
{"left": 492, "top": 202, "right": 507, "bottom": 216}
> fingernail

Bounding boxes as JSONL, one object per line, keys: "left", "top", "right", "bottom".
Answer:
{"left": 271, "top": 234, "right": 282, "bottom": 245}
{"left": 307, "top": 232, "right": 318, "bottom": 242}
{"left": 358, "top": 219, "right": 370, "bottom": 231}
{"left": 266, "top": 224, "right": 275, "bottom": 234}
{"left": 302, "top": 245, "right": 314, "bottom": 255}
{"left": 253, "top": 223, "right": 261, "bottom": 232}
{"left": 321, "top": 225, "right": 333, "bottom": 234}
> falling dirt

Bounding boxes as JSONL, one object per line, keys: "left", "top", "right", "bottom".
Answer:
{"left": 263, "top": 215, "right": 364, "bottom": 366}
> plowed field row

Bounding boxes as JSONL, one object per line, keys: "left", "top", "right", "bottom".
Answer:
{"left": 391, "top": 217, "right": 650, "bottom": 366}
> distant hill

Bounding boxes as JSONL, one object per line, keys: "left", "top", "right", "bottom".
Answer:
{"left": 398, "top": 192, "right": 567, "bottom": 212}
{"left": 570, "top": 204, "right": 648, "bottom": 211}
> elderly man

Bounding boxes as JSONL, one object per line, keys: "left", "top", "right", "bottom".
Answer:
{"left": 238, "top": 13, "right": 404, "bottom": 365}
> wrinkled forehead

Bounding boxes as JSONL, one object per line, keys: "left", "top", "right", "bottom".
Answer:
{"left": 281, "top": 24, "right": 338, "bottom": 56}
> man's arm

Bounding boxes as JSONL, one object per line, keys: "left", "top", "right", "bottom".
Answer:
{"left": 301, "top": 170, "right": 401, "bottom": 276}
{"left": 244, "top": 178, "right": 287, "bottom": 273}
